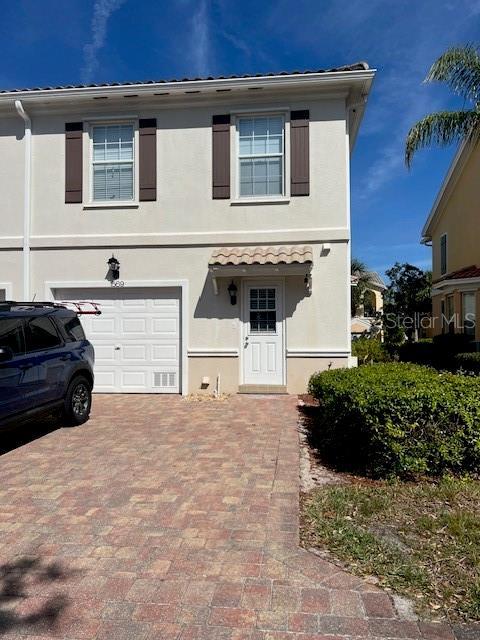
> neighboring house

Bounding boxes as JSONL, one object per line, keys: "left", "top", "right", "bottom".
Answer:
{"left": 422, "top": 138, "right": 480, "bottom": 342}
{"left": 351, "top": 271, "right": 386, "bottom": 338}
{"left": 0, "top": 63, "right": 374, "bottom": 394}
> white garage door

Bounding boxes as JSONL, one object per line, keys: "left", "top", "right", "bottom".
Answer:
{"left": 54, "top": 287, "right": 181, "bottom": 394}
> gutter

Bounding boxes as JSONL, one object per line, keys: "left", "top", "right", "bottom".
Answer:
{"left": 0, "top": 69, "right": 376, "bottom": 104}
{"left": 14, "top": 100, "right": 31, "bottom": 300}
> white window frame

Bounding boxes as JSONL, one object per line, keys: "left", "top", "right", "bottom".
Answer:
{"left": 462, "top": 291, "right": 476, "bottom": 337}
{"left": 233, "top": 112, "right": 289, "bottom": 203}
{"left": 84, "top": 119, "right": 139, "bottom": 208}
{"left": 440, "top": 233, "right": 447, "bottom": 276}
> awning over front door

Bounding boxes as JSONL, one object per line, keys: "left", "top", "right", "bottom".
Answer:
{"left": 208, "top": 245, "right": 313, "bottom": 294}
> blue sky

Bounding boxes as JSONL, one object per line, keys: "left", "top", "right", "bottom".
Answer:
{"left": 1, "top": 0, "right": 479, "bottom": 277}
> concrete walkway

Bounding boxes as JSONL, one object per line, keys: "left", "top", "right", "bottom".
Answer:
{"left": 0, "top": 395, "right": 455, "bottom": 639}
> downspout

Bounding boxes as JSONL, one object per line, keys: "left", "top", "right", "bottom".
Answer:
{"left": 14, "top": 100, "right": 31, "bottom": 300}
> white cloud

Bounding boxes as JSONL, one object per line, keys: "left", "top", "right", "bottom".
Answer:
{"left": 82, "top": 0, "right": 126, "bottom": 84}
{"left": 191, "top": 0, "right": 210, "bottom": 77}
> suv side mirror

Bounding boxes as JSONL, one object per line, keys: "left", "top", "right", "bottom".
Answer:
{"left": 0, "top": 346, "right": 14, "bottom": 363}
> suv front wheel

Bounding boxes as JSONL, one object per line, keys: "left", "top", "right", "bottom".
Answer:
{"left": 64, "top": 375, "right": 92, "bottom": 426}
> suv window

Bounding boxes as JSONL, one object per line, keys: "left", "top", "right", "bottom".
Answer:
{"left": 58, "top": 316, "right": 86, "bottom": 342}
{"left": 25, "top": 316, "right": 62, "bottom": 352}
{"left": 0, "top": 318, "right": 25, "bottom": 355}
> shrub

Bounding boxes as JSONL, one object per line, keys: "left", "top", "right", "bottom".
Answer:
{"left": 352, "top": 337, "right": 389, "bottom": 365}
{"left": 454, "top": 352, "right": 480, "bottom": 375}
{"left": 398, "top": 339, "right": 435, "bottom": 366}
{"left": 307, "top": 363, "right": 480, "bottom": 478}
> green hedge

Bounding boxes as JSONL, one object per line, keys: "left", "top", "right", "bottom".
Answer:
{"left": 352, "top": 337, "right": 389, "bottom": 365}
{"left": 307, "top": 363, "right": 480, "bottom": 478}
{"left": 398, "top": 339, "right": 436, "bottom": 366}
{"left": 454, "top": 352, "right": 480, "bottom": 375}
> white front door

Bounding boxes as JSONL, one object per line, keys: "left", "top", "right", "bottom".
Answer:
{"left": 54, "top": 287, "right": 181, "bottom": 394}
{"left": 243, "top": 282, "right": 284, "bottom": 385}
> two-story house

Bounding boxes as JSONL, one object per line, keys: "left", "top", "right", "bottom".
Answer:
{"left": 0, "top": 64, "right": 374, "bottom": 394}
{"left": 422, "top": 137, "right": 480, "bottom": 342}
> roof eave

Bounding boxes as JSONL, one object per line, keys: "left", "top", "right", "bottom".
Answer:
{"left": 421, "top": 137, "right": 475, "bottom": 239}
{"left": 0, "top": 68, "right": 376, "bottom": 105}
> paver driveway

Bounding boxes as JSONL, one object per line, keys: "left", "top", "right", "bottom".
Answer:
{"left": 0, "top": 395, "right": 454, "bottom": 639}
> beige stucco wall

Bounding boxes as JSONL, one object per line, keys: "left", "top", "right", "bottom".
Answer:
{"left": 0, "top": 90, "right": 353, "bottom": 395}
{"left": 23, "top": 241, "right": 348, "bottom": 352}
{"left": 430, "top": 141, "right": 480, "bottom": 280}
{"left": 286, "top": 356, "right": 349, "bottom": 394}
{"left": 0, "top": 96, "right": 348, "bottom": 242}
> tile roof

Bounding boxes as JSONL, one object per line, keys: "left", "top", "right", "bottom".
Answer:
{"left": 366, "top": 271, "right": 387, "bottom": 289}
{"left": 0, "top": 63, "right": 369, "bottom": 94}
{"left": 436, "top": 265, "right": 480, "bottom": 282}
{"left": 209, "top": 245, "right": 313, "bottom": 266}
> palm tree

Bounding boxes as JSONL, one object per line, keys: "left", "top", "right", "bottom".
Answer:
{"left": 351, "top": 258, "right": 370, "bottom": 317}
{"left": 405, "top": 45, "right": 480, "bottom": 167}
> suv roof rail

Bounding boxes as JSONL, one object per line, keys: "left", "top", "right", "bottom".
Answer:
{"left": 0, "top": 301, "right": 101, "bottom": 315}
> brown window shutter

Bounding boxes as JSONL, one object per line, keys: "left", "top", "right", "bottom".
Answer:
{"left": 139, "top": 118, "right": 157, "bottom": 201}
{"left": 65, "top": 122, "right": 83, "bottom": 203}
{"left": 290, "top": 110, "right": 309, "bottom": 196}
{"left": 212, "top": 114, "right": 230, "bottom": 199}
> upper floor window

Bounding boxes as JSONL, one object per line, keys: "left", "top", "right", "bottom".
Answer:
{"left": 440, "top": 233, "right": 447, "bottom": 275}
{"left": 238, "top": 116, "right": 284, "bottom": 198}
{"left": 92, "top": 124, "right": 134, "bottom": 202}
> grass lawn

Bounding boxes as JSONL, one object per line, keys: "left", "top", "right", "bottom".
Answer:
{"left": 301, "top": 476, "right": 480, "bottom": 622}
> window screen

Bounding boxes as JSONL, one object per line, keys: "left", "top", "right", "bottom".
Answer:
{"left": 238, "top": 116, "right": 284, "bottom": 197}
{"left": 92, "top": 124, "right": 134, "bottom": 201}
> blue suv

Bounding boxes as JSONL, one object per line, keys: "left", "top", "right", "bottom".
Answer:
{"left": 0, "top": 302, "right": 95, "bottom": 429}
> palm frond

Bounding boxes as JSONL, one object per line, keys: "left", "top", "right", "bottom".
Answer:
{"left": 425, "top": 45, "right": 480, "bottom": 103}
{"left": 405, "top": 110, "right": 480, "bottom": 167}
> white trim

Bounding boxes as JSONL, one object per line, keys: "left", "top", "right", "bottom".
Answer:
{"left": 432, "top": 277, "right": 480, "bottom": 294}
{"left": 44, "top": 279, "right": 189, "bottom": 395}
{"left": 0, "top": 69, "right": 376, "bottom": 102}
{"left": 0, "top": 282, "right": 13, "bottom": 299}
{"left": 241, "top": 278, "right": 286, "bottom": 386}
{"left": 14, "top": 100, "right": 31, "bottom": 299}
{"left": 86, "top": 120, "right": 138, "bottom": 205}
{"left": 421, "top": 138, "right": 474, "bottom": 241}
{"left": 287, "top": 348, "right": 350, "bottom": 358}
{"left": 345, "top": 108, "right": 352, "bottom": 358}
{"left": 230, "top": 198, "right": 290, "bottom": 206}
{"left": 83, "top": 203, "right": 139, "bottom": 210}
{"left": 233, "top": 111, "right": 288, "bottom": 202}
{"left": 25, "top": 229, "right": 350, "bottom": 248}
{"left": 188, "top": 348, "right": 239, "bottom": 357}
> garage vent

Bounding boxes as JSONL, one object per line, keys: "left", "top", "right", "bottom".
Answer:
{"left": 154, "top": 372, "right": 176, "bottom": 388}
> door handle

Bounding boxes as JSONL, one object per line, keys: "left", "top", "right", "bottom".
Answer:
{"left": 60, "top": 355, "right": 70, "bottom": 361}
{"left": 19, "top": 363, "right": 32, "bottom": 371}
{"left": 114, "top": 346, "right": 121, "bottom": 351}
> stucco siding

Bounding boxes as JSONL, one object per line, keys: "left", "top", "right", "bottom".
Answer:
{"left": 430, "top": 141, "right": 480, "bottom": 280}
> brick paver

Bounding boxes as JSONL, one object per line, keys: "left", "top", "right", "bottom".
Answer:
{"left": 0, "top": 395, "right": 457, "bottom": 639}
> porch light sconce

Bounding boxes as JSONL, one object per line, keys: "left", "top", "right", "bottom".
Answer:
{"left": 107, "top": 254, "right": 120, "bottom": 281}
{"left": 304, "top": 272, "right": 312, "bottom": 295}
{"left": 227, "top": 280, "right": 238, "bottom": 305}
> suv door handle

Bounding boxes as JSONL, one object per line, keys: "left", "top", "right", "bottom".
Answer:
{"left": 19, "top": 363, "right": 32, "bottom": 370}
{"left": 60, "top": 355, "right": 70, "bottom": 361}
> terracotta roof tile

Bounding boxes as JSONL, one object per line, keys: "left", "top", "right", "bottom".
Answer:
{"left": 209, "top": 245, "right": 313, "bottom": 266}
{"left": 435, "top": 265, "right": 480, "bottom": 282}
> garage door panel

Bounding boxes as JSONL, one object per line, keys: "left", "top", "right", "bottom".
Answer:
{"left": 121, "top": 344, "right": 147, "bottom": 361}
{"left": 121, "top": 317, "right": 147, "bottom": 334}
{"left": 152, "top": 344, "right": 178, "bottom": 362}
{"left": 53, "top": 287, "right": 181, "bottom": 394}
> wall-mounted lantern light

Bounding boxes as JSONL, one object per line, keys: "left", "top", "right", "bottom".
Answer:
{"left": 304, "top": 272, "right": 312, "bottom": 295}
{"left": 227, "top": 280, "right": 238, "bottom": 305}
{"left": 108, "top": 255, "right": 120, "bottom": 280}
